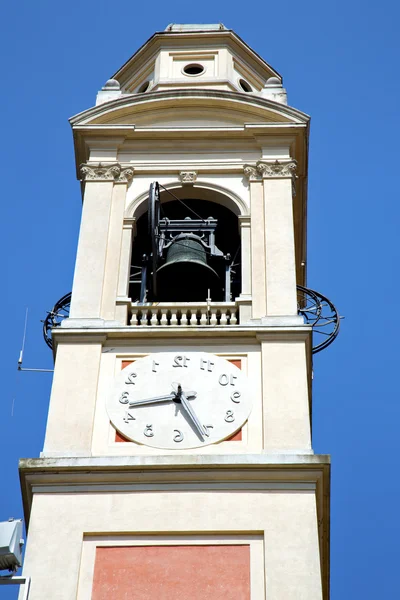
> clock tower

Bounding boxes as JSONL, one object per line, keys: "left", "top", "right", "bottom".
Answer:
{"left": 19, "top": 24, "right": 336, "bottom": 600}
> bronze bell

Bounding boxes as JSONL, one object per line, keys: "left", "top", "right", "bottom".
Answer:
{"left": 157, "top": 235, "right": 219, "bottom": 301}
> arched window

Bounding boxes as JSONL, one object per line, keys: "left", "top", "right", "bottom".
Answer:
{"left": 129, "top": 195, "right": 241, "bottom": 303}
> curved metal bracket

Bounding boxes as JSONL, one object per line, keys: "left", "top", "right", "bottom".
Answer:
{"left": 42, "top": 292, "right": 71, "bottom": 349}
{"left": 297, "top": 284, "right": 340, "bottom": 353}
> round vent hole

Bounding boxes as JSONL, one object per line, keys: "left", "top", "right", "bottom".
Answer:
{"left": 183, "top": 63, "right": 205, "bottom": 76}
{"left": 239, "top": 78, "right": 252, "bottom": 92}
{"left": 138, "top": 81, "right": 150, "bottom": 93}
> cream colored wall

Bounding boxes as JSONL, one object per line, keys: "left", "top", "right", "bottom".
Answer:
{"left": 43, "top": 340, "right": 103, "bottom": 455}
{"left": 263, "top": 176, "right": 297, "bottom": 316}
{"left": 21, "top": 487, "right": 323, "bottom": 600}
{"left": 260, "top": 337, "right": 311, "bottom": 452}
{"left": 100, "top": 183, "right": 126, "bottom": 320}
{"left": 69, "top": 181, "right": 114, "bottom": 319}
{"left": 121, "top": 41, "right": 272, "bottom": 97}
{"left": 153, "top": 46, "right": 239, "bottom": 93}
{"left": 43, "top": 334, "right": 311, "bottom": 457}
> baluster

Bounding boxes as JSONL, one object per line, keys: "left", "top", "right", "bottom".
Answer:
{"left": 199, "top": 307, "right": 208, "bottom": 326}
{"left": 209, "top": 308, "right": 218, "bottom": 326}
{"left": 170, "top": 310, "right": 178, "bottom": 326}
{"left": 219, "top": 310, "right": 228, "bottom": 325}
{"left": 230, "top": 309, "right": 238, "bottom": 325}
{"left": 130, "top": 309, "right": 139, "bottom": 326}
{"left": 148, "top": 309, "right": 157, "bottom": 326}
{"left": 158, "top": 309, "right": 167, "bottom": 326}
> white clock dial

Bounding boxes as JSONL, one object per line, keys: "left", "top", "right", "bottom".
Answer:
{"left": 107, "top": 352, "right": 252, "bottom": 450}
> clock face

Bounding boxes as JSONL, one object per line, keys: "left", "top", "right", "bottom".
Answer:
{"left": 107, "top": 352, "right": 252, "bottom": 450}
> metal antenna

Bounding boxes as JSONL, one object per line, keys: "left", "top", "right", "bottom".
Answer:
{"left": 17, "top": 308, "right": 53, "bottom": 373}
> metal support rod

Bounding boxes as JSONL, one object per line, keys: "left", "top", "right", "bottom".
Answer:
{"left": 18, "top": 367, "right": 54, "bottom": 373}
{"left": 139, "top": 256, "right": 148, "bottom": 304}
{"left": 225, "top": 262, "right": 232, "bottom": 302}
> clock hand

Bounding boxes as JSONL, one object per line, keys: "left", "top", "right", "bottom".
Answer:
{"left": 171, "top": 382, "right": 197, "bottom": 400}
{"left": 129, "top": 393, "right": 175, "bottom": 408}
{"left": 176, "top": 385, "right": 206, "bottom": 440}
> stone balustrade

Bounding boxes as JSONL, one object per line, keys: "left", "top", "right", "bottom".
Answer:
{"left": 130, "top": 302, "right": 239, "bottom": 327}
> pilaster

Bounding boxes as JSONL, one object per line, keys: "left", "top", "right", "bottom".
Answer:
{"left": 258, "top": 332, "right": 312, "bottom": 453}
{"left": 69, "top": 163, "right": 133, "bottom": 320}
{"left": 42, "top": 337, "right": 106, "bottom": 456}
{"left": 116, "top": 217, "right": 136, "bottom": 324}
{"left": 237, "top": 215, "right": 252, "bottom": 322}
{"left": 257, "top": 159, "right": 298, "bottom": 316}
{"left": 243, "top": 165, "right": 266, "bottom": 319}
{"left": 101, "top": 175, "right": 134, "bottom": 321}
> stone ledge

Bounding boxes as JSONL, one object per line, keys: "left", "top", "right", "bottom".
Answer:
{"left": 19, "top": 454, "right": 330, "bottom": 535}
{"left": 52, "top": 324, "right": 313, "bottom": 342}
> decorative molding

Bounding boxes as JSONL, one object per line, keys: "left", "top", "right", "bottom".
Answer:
{"left": 256, "top": 159, "right": 297, "bottom": 179}
{"left": 123, "top": 217, "right": 136, "bottom": 235}
{"left": 116, "top": 167, "right": 134, "bottom": 183}
{"left": 256, "top": 159, "right": 298, "bottom": 195}
{"left": 179, "top": 171, "right": 197, "bottom": 184}
{"left": 80, "top": 162, "right": 134, "bottom": 183}
{"left": 238, "top": 215, "right": 251, "bottom": 227}
{"left": 243, "top": 164, "right": 260, "bottom": 181}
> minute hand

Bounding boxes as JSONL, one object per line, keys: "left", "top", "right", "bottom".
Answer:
{"left": 129, "top": 394, "right": 175, "bottom": 408}
{"left": 180, "top": 393, "right": 206, "bottom": 440}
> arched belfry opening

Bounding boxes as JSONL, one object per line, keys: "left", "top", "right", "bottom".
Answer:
{"left": 129, "top": 183, "right": 241, "bottom": 303}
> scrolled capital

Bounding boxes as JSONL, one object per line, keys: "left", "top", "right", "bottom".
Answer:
{"left": 256, "top": 159, "right": 297, "bottom": 179}
{"left": 116, "top": 167, "right": 134, "bottom": 183}
{"left": 80, "top": 162, "right": 134, "bottom": 184}
{"left": 243, "top": 164, "right": 260, "bottom": 181}
{"left": 256, "top": 159, "right": 298, "bottom": 196}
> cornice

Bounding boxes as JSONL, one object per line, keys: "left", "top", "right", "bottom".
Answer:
{"left": 19, "top": 453, "right": 331, "bottom": 472}
{"left": 70, "top": 89, "right": 310, "bottom": 127}
{"left": 52, "top": 324, "right": 313, "bottom": 343}
{"left": 19, "top": 453, "right": 330, "bottom": 528}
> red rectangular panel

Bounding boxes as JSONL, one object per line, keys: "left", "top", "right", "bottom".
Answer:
{"left": 92, "top": 544, "right": 250, "bottom": 600}
{"left": 121, "top": 360, "right": 134, "bottom": 369}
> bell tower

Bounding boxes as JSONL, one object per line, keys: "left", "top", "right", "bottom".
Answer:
{"left": 19, "top": 24, "right": 339, "bottom": 600}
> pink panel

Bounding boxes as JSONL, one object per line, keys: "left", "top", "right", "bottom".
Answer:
{"left": 92, "top": 544, "right": 250, "bottom": 600}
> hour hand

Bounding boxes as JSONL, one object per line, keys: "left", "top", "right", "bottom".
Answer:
{"left": 129, "top": 393, "right": 175, "bottom": 408}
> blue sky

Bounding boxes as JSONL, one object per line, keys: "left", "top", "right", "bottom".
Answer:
{"left": 1, "top": 1, "right": 399, "bottom": 598}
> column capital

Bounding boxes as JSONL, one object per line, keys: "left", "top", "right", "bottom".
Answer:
{"left": 243, "top": 164, "right": 261, "bottom": 181}
{"left": 80, "top": 162, "right": 134, "bottom": 183}
{"left": 256, "top": 159, "right": 298, "bottom": 196}
{"left": 256, "top": 159, "right": 297, "bottom": 178}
